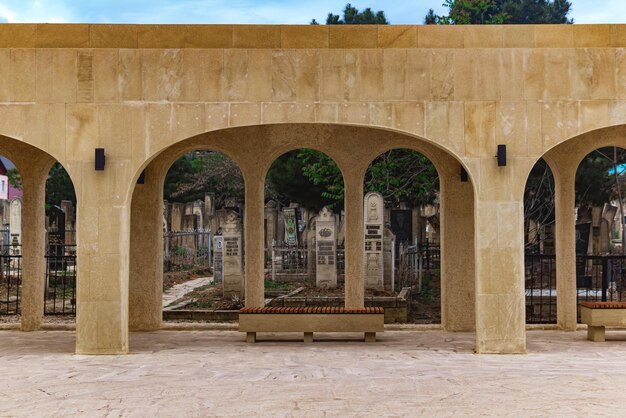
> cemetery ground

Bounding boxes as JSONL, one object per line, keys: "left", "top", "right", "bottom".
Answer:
{"left": 0, "top": 329, "right": 625, "bottom": 416}
{"left": 163, "top": 274, "right": 442, "bottom": 324}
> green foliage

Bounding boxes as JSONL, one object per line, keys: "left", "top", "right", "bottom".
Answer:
{"left": 265, "top": 150, "right": 339, "bottom": 211}
{"left": 425, "top": 0, "right": 572, "bottom": 24}
{"left": 45, "top": 163, "right": 76, "bottom": 207}
{"left": 576, "top": 147, "right": 626, "bottom": 207}
{"left": 365, "top": 150, "right": 438, "bottom": 208}
{"left": 312, "top": 3, "right": 389, "bottom": 25}
{"left": 6, "top": 168, "right": 21, "bottom": 189}
{"left": 267, "top": 148, "right": 438, "bottom": 211}
{"left": 264, "top": 280, "right": 291, "bottom": 290}
{"left": 164, "top": 151, "right": 244, "bottom": 205}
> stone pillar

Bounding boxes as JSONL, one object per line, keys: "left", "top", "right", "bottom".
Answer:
{"left": 343, "top": 171, "right": 364, "bottom": 308}
{"left": 315, "top": 207, "right": 337, "bottom": 289}
{"left": 364, "top": 192, "right": 384, "bottom": 291}
{"left": 473, "top": 162, "right": 526, "bottom": 354}
{"left": 129, "top": 166, "right": 164, "bottom": 331}
{"left": 75, "top": 163, "right": 131, "bottom": 355}
{"left": 244, "top": 166, "right": 264, "bottom": 307}
{"left": 20, "top": 161, "right": 52, "bottom": 331}
{"left": 222, "top": 212, "right": 244, "bottom": 298}
{"left": 550, "top": 159, "right": 578, "bottom": 331}
{"left": 439, "top": 165, "right": 475, "bottom": 331}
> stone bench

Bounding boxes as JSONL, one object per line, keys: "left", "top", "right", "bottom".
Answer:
{"left": 580, "top": 301, "right": 626, "bottom": 342}
{"left": 239, "top": 307, "right": 384, "bottom": 343}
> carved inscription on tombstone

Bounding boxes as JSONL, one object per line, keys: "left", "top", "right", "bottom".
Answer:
{"left": 364, "top": 192, "right": 384, "bottom": 290}
{"left": 213, "top": 235, "right": 223, "bottom": 283}
{"left": 222, "top": 212, "right": 244, "bottom": 298}
{"left": 315, "top": 207, "right": 337, "bottom": 289}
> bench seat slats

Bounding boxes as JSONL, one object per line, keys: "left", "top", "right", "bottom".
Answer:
{"left": 580, "top": 302, "right": 626, "bottom": 309}
{"left": 239, "top": 307, "right": 384, "bottom": 314}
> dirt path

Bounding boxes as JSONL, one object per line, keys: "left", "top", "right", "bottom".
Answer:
{"left": 162, "top": 276, "right": 213, "bottom": 310}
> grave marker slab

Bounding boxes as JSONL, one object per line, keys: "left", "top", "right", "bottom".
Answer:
{"left": 222, "top": 212, "right": 244, "bottom": 298}
{"left": 364, "top": 192, "right": 384, "bottom": 290}
{"left": 315, "top": 207, "right": 337, "bottom": 289}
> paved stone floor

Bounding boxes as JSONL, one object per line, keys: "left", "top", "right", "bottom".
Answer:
{"left": 1, "top": 329, "right": 626, "bottom": 417}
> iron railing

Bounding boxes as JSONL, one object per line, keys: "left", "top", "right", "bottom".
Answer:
{"left": 0, "top": 240, "right": 21, "bottom": 315}
{"left": 164, "top": 229, "right": 212, "bottom": 272}
{"left": 45, "top": 242, "right": 76, "bottom": 315}
{"left": 525, "top": 253, "right": 626, "bottom": 323}
{"left": 397, "top": 241, "right": 440, "bottom": 292}
{"left": 265, "top": 244, "right": 346, "bottom": 282}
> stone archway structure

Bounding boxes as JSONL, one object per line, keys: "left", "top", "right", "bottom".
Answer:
{"left": 1, "top": 23, "right": 624, "bottom": 354}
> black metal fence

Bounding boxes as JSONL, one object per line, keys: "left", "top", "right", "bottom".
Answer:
{"left": 0, "top": 240, "right": 21, "bottom": 315}
{"left": 265, "top": 244, "right": 346, "bottom": 282}
{"left": 164, "top": 229, "right": 212, "bottom": 272}
{"left": 45, "top": 242, "right": 76, "bottom": 315}
{"left": 0, "top": 229, "right": 77, "bottom": 316}
{"left": 397, "top": 241, "right": 440, "bottom": 291}
{"left": 525, "top": 253, "right": 626, "bottom": 323}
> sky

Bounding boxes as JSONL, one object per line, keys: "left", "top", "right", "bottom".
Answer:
{"left": 0, "top": 0, "right": 623, "bottom": 25}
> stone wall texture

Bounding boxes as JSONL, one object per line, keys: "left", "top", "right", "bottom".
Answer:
{"left": 1, "top": 24, "right": 624, "bottom": 354}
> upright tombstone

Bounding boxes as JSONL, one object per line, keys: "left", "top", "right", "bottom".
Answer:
{"left": 283, "top": 207, "right": 298, "bottom": 247}
{"left": 170, "top": 203, "right": 184, "bottom": 232}
{"left": 213, "top": 235, "right": 223, "bottom": 283}
{"left": 264, "top": 200, "right": 278, "bottom": 249}
{"left": 222, "top": 211, "right": 244, "bottom": 298}
{"left": 315, "top": 207, "right": 337, "bottom": 289}
{"left": 364, "top": 192, "right": 384, "bottom": 290}
{"left": 9, "top": 198, "right": 21, "bottom": 245}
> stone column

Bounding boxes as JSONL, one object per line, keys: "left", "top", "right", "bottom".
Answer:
{"left": 244, "top": 166, "right": 264, "bottom": 308}
{"left": 546, "top": 157, "right": 578, "bottom": 331}
{"left": 473, "top": 162, "right": 526, "bottom": 354}
{"left": 343, "top": 171, "right": 364, "bottom": 308}
{"left": 20, "top": 160, "right": 53, "bottom": 331}
{"left": 439, "top": 165, "right": 475, "bottom": 331}
{"left": 129, "top": 166, "right": 164, "bottom": 331}
{"left": 75, "top": 162, "right": 131, "bottom": 355}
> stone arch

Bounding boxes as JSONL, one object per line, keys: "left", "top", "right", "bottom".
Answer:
{"left": 538, "top": 124, "right": 626, "bottom": 330}
{"left": 0, "top": 135, "right": 77, "bottom": 332}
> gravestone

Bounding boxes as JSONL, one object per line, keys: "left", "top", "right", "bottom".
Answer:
{"left": 9, "top": 198, "right": 21, "bottom": 245}
{"left": 61, "top": 200, "right": 75, "bottom": 244}
{"left": 391, "top": 209, "right": 412, "bottom": 249}
{"left": 222, "top": 211, "right": 244, "bottom": 298}
{"left": 383, "top": 226, "right": 395, "bottom": 291}
{"left": 315, "top": 207, "right": 337, "bottom": 289}
{"left": 47, "top": 206, "right": 66, "bottom": 269}
{"left": 171, "top": 203, "right": 184, "bottom": 232}
{"left": 204, "top": 193, "right": 215, "bottom": 229}
{"left": 213, "top": 235, "right": 223, "bottom": 283}
{"left": 283, "top": 207, "right": 298, "bottom": 247}
{"left": 265, "top": 200, "right": 278, "bottom": 249}
{"left": 364, "top": 192, "right": 384, "bottom": 290}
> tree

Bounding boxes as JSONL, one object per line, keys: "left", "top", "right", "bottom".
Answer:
{"left": 164, "top": 152, "right": 244, "bottom": 207}
{"left": 311, "top": 3, "right": 389, "bottom": 25}
{"left": 425, "top": 0, "right": 572, "bottom": 25}
{"left": 265, "top": 150, "right": 340, "bottom": 211}
{"left": 45, "top": 163, "right": 76, "bottom": 207}
{"left": 6, "top": 168, "right": 20, "bottom": 189}
{"left": 289, "top": 149, "right": 438, "bottom": 210}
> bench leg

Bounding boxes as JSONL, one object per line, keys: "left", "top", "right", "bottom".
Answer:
{"left": 304, "top": 332, "right": 314, "bottom": 343}
{"left": 587, "top": 326, "right": 605, "bottom": 342}
{"left": 246, "top": 332, "right": 256, "bottom": 343}
{"left": 364, "top": 332, "right": 376, "bottom": 343}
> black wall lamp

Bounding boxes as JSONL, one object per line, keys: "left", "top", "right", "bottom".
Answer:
{"left": 496, "top": 144, "right": 506, "bottom": 167}
{"left": 460, "top": 166, "right": 468, "bottom": 182}
{"left": 95, "top": 148, "right": 105, "bottom": 171}
{"left": 137, "top": 170, "right": 146, "bottom": 184}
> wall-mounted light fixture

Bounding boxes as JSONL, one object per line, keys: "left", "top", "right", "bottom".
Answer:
{"left": 95, "top": 148, "right": 105, "bottom": 171}
{"left": 137, "top": 170, "right": 146, "bottom": 184}
{"left": 460, "top": 166, "right": 468, "bottom": 182}
{"left": 496, "top": 144, "right": 506, "bottom": 167}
